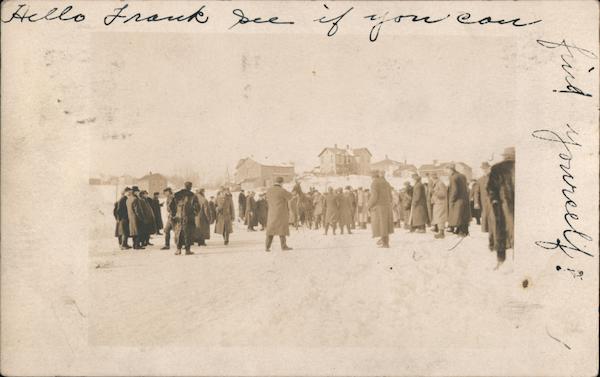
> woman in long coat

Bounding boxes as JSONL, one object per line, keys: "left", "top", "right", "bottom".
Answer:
{"left": 409, "top": 175, "right": 429, "bottom": 232}
{"left": 368, "top": 171, "right": 394, "bottom": 247}
{"left": 430, "top": 174, "right": 448, "bottom": 238}
{"left": 194, "top": 189, "right": 212, "bottom": 245}
{"left": 338, "top": 188, "right": 354, "bottom": 234}
{"left": 215, "top": 190, "right": 235, "bottom": 245}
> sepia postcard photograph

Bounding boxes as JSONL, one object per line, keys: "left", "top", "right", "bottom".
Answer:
{"left": 1, "top": 0, "right": 598, "bottom": 376}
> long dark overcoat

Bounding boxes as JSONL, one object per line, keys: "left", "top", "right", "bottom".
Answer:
{"left": 114, "top": 195, "right": 129, "bottom": 237}
{"left": 447, "top": 172, "right": 470, "bottom": 227}
{"left": 150, "top": 198, "right": 164, "bottom": 230}
{"left": 172, "top": 189, "right": 199, "bottom": 246}
{"left": 246, "top": 196, "right": 258, "bottom": 227}
{"left": 256, "top": 198, "right": 268, "bottom": 227}
{"left": 368, "top": 177, "right": 394, "bottom": 238}
{"left": 141, "top": 197, "right": 157, "bottom": 235}
{"left": 410, "top": 181, "right": 430, "bottom": 227}
{"left": 487, "top": 160, "right": 515, "bottom": 253}
{"left": 266, "top": 184, "right": 293, "bottom": 236}
{"left": 475, "top": 174, "right": 493, "bottom": 233}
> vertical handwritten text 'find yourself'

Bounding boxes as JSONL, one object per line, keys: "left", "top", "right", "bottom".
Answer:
{"left": 532, "top": 125, "right": 593, "bottom": 259}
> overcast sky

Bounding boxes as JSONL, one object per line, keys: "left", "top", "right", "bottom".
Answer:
{"left": 90, "top": 32, "right": 517, "bottom": 180}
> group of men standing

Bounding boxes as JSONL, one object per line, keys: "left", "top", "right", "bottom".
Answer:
{"left": 237, "top": 190, "right": 268, "bottom": 231}
{"left": 113, "top": 148, "right": 515, "bottom": 267}
{"left": 114, "top": 188, "right": 163, "bottom": 250}
{"left": 114, "top": 182, "right": 239, "bottom": 255}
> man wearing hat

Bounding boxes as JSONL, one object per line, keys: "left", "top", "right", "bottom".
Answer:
{"left": 430, "top": 173, "right": 448, "bottom": 239}
{"left": 368, "top": 170, "right": 394, "bottom": 248}
{"left": 487, "top": 147, "right": 515, "bottom": 269}
{"left": 265, "top": 176, "right": 293, "bottom": 251}
{"left": 161, "top": 187, "right": 175, "bottom": 250}
{"left": 114, "top": 187, "right": 131, "bottom": 250}
{"left": 474, "top": 162, "right": 494, "bottom": 247}
{"left": 126, "top": 186, "right": 145, "bottom": 249}
{"left": 245, "top": 191, "right": 258, "bottom": 231}
{"left": 194, "top": 188, "right": 212, "bottom": 246}
{"left": 445, "top": 163, "right": 470, "bottom": 237}
{"left": 338, "top": 186, "right": 354, "bottom": 235}
{"left": 323, "top": 187, "right": 340, "bottom": 235}
{"left": 255, "top": 192, "right": 268, "bottom": 231}
{"left": 171, "top": 181, "right": 200, "bottom": 255}
{"left": 139, "top": 190, "right": 158, "bottom": 246}
{"left": 409, "top": 173, "right": 429, "bottom": 233}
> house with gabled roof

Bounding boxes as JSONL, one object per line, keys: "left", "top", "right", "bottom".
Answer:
{"left": 234, "top": 157, "right": 296, "bottom": 190}
{"left": 318, "top": 144, "right": 372, "bottom": 176}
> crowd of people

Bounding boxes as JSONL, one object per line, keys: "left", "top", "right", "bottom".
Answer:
{"left": 113, "top": 147, "right": 515, "bottom": 268}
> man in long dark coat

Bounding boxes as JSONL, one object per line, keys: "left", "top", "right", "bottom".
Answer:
{"left": 208, "top": 196, "right": 217, "bottom": 224}
{"left": 126, "top": 186, "right": 145, "bottom": 249}
{"left": 238, "top": 190, "right": 246, "bottom": 223}
{"left": 409, "top": 173, "right": 429, "bottom": 233}
{"left": 150, "top": 192, "right": 164, "bottom": 235}
{"left": 161, "top": 188, "right": 175, "bottom": 250}
{"left": 194, "top": 188, "right": 212, "bottom": 246}
{"left": 171, "top": 182, "right": 199, "bottom": 255}
{"left": 265, "top": 176, "right": 293, "bottom": 252}
{"left": 245, "top": 191, "right": 258, "bottom": 231}
{"left": 114, "top": 187, "right": 131, "bottom": 250}
{"left": 469, "top": 180, "right": 481, "bottom": 225}
{"left": 140, "top": 191, "right": 157, "bottom": 246}
{"left": 255, "top": 193, "right": 268, "bottom": 230}
{"left": 368, "top": 170, "right": 394, "bottom": 248}
{"left": 323, "top": 187, "right": 340, "bottom": 235}
{"left": 488, "top": 147, "right": 515, "bottom": 270}
{"left": 338, "top": 187, "right": 354, "bottom": 235}
{"left": 446, "top": 164, "right": 470, "bottom": 237}
{"left": 474, "top": 162, "right": 494, "bottom": 249}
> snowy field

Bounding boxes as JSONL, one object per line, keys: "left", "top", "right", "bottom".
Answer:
{"left": 85, "top": 182, "right": 593, "bottom": 376}
{"left": 89, "top": 218, "right": 540, "bottom": 349}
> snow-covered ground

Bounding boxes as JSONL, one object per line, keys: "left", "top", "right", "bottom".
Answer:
{"left": 90, "top": 219, "right": 530, "bottom": 347}
{"left": 81, "top": 194, "right": 599, "bottom": 376}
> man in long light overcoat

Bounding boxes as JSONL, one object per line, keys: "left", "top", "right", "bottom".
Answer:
{"left": 265, "top": 176, "right": 293, "bottom": 252}
{"left": 368, "top": 170, "right": 394, "bottom": 248}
